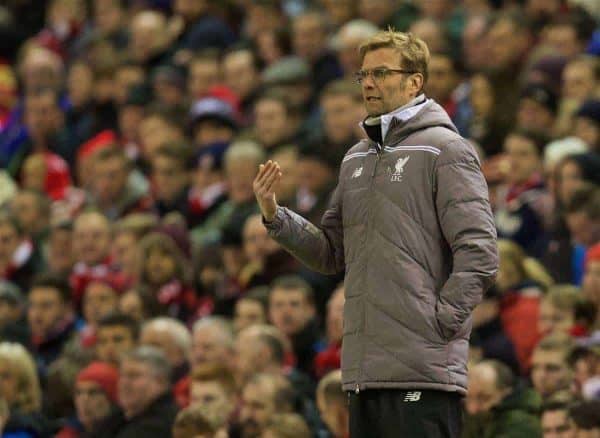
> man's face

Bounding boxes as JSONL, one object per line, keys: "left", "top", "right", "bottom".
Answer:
{"left": 139, "top": 116, "right": 179, "bottom": 161}
{"left": 96, "top": 325, "right": 136, "bottom": 366}
{"left": 486, "top": 20, "right": 527, "bottom": 70}
{"left": 538, "top": 300, "right": 574, "bottom": 336}
{"left": 465, "top": 365, "right": 507, "bottom": 415}
{"left": 152, "top": 155, "right": 189, "bottom": 203}
{"left": 0, "top": 300, "right": 22, "bottom": 328}
{"left": 543, "top": 25, "right": 581, "bottom": 59}
{"left": 192, "top": 326, "right": 232, "bottom": 368}
{"left": 425, "top": 55, "right": 457, "bottom": 103}
{"left": 517, "top": 98, "right": 554, "bottom": 136}
{"left": 24, "top": 93, "right": 62, "bottom": 142}
{"left": 254, "top": 99, "right": 289, "bottom": 148}
{"left": 145, "top": 248, "right": 176, "bottom": 286}
{"left": 11, "top": 192, "right": 43, "bottom": 235}
{"left": 542, "top": 409, "right": 576, "bottom": 438}
{"left": 558, "top": 161, "right": 583, "bottom": 206}
{"left": 503, "top": 134, "right": 541, "bottom": 185}
{"left": 94, "top": 0, "right": 123, "bottom": 35}
{"left": 174, "top": 0, "right": 207, "bottom": 21}
{"left": 233, "top": 332, "right": 267, "bottom": 385}
{"left": 113, "top": 66, "right": 145, "bottom": 105}
{"left": 223, "top": 51, "right": 258, "bottom": 100}
{"left": 321, "top": 94, "right": 361, "bottom": 144}
{"left": 27, "top": 287, "right": 67, "bottom": 338}
{"left": 326, "top": 288, "right": 345, "bottom": 344}
{"left": 0, "top": 224, "right": 20, "bottom": 264}
{"left": 72, "top": 214, "right": 111, "bottom": 266}
{"left": 292, "top": 14, "right": 325, "bottom": 62}
{"left": 566, "top": 212, "right": 600, "bottom": 247}
{"left": 234, "top": 299, "right": 266, "bottom": 333}
{"left": 140, "top": 327, "right": 186, "bottom": 367}
{"left": 193, "top": 120, "right": 234, "bottom": 147}
{"left": 93, "top": 156, "right": 129, "bottom": 206}
{"left": 112, "top": 232, "right": 138, "bottom": 276}
{"left": 225, "top": 161, "right": 257, "bottom": 204}
{"left": 74, "top": 380, "right": 113, "bottom": 430}
{"left": 531, "top": 349, "right": 572, "bottom": 398}
{"left": 188, "top": 60, "right": 220, "bottom": 98}
{"left": 583, "top": 261, "right": 600, "bottom": 307}
{"left": 243, "top": 216, "right": 278, "bottom": 265}
{"left": 360, "top": 47, "right": 416, "bottom": 117}
{"left": 129, "top": 15, "right": 165, "bottom": 63}
{"left": 47, "top": 228, "right": 73, "bottom": 274}
{"left": 118, "top": 360, "right": 164, "bottom": 417}
{"left": 239, "top": 381, "right": 276, "bottom": 438}
{"left": 574, "top": 117, "right": 600, "bottom": 149}
{"left": 83, "top": 282, "right": 118, "bottom": 326}
{"left": 562, "top": 63, "right": 596, "bottom": 102}
{"left": 269, "top": 288, "right": 314, "bottom": 337}
{"left": 190, "top": 380, "right": 233, "bottom": 420}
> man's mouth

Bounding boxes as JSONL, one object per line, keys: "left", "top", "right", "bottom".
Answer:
{"left": 366, "top": 97, "right": 380, "bottom": 102}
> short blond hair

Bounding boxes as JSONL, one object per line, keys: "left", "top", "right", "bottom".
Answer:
{"left": 0, "top": 343, "right": 42, "bottom": 413}
{"left": 543, "top": 285, "right": 581, "bottom": 313}
{"left": 359, "top": 29, "right": 430, "bottom": 84}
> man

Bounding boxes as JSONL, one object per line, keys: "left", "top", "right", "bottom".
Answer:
{"left": 233, "top": 287, "right": 269, "bottom": 333}
{"left": 57, "top": 362, "right": 119, "bottom": 437}
{"left": 189, "top": 363, "right": 237, "bottom": 428}
{"left": 10, "top": 189, "right": 50, "bottom": 245}
{"left": 541, "top": 401, "right": 576, "bottom": 438}
{"left": 531, "top": 334, "right": 575, "bottom": 401}
{"left": 190, "top": 317, "right": 234, "bottom": 369}
{"left": 316, "top": 370, "right": 349, "bottom": 438}
{"left": 564, "top": 184, "right": 600, "bottom": 247}
{"left": 268, "top": 276, "right": 320, "bottom": 377}
{"left": 253, "top": 91, "right": 302, "bottom": 153}
{"left": 569, "top": 401, "right": 600, "bottom": 438}
{"left": 0, "top": 281, "right": 28, "bottom": 345}
{"left": 222, "top": 47, "right": 260, "bottom": 119}
{"left": 96, "top": 313, "right": 139, "bottom": 366}
{"left": 28, "top": 273, "right": 77, "bottom": 372}
{"left": 254, "top": 29, "right": 497, "bottom": 437}
{"left": 517, "top": 83, "right": 558, "bottom": 138}
{"left": 463, "top": 360, "right": 542, "bottom": 437}
{"left": 93, "top": 346, "right": 178, "bottom": 438}
{"left": 237, "top": 373, "right": 296, "bottom": 438}
{"left": 140, "top": 317, "right": 191, "bottom": 383}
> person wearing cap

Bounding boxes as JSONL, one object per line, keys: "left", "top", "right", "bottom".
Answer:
{"left": 574, "top": 99, "right": 600, "bottom": 151}
{"left": 189, "top": 93, "right": 239, "bottom": 150}
{"left": 0, "top": 281, "right": 28, "bottom": 346}
{"left": 517, "top": 83, "right": 558, "bottom": 138}
{"left": 261, "top": 56, "right": 313, "bottom": 110}
{"left": 254, "top": 30, "right": 497, "bottom": 436}
{"left": 56, "top": 362, "right": 119, "bottom": 438}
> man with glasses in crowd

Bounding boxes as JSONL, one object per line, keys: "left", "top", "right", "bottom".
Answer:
{"left": 254, "top": 29, "right": 497, "bottom": 437}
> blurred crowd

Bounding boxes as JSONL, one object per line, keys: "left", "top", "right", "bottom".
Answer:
{"left": 0, "top": 0, "right": 599, "bottom": 437}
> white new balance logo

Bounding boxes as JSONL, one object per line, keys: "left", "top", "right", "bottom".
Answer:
{"left": 403, "top": 391, "right": 421, "bottom": 402}
{"left": 351, "top": 166, "right": 363, "bottom": 178}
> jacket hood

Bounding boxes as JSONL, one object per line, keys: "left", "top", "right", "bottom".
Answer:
{"left": 384, "top": 98, "right": 458, "bottom": 146}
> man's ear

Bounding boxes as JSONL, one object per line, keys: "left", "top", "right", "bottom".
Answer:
{"left": 411, "top": 73, "right": 424, "bottom": 96}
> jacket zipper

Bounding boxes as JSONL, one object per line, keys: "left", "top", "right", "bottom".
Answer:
{"left": 355, "top": 144, "right": 382, "bottom": 395}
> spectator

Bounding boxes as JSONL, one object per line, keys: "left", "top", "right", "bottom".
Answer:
{"left": 424, "top": 51, "right": 461, "bottom": 122}
{"left": 517, "top": 83, "right": 558, "bottom": 138}
{"left": 331, "top": 19, "right": 379, "bottom": 79}
{"left": 314, "top": 285, "right": 344, "bottom": 378}
{"left": 583, "top": 243, "right": 600, "bottom": 328}
{"left": 189, "top": 95, "right": 238, "bottom": 150}
{"left": 494, "top": 130, "right": 552, "bottom": 255}
{"left": 128, "top": 10, "right": 171, "bottom": 71}
{"left": 316, "top": 370, "right": 348, "bottom": 438}
{"left": 27, "top": 273, "right": 78, "bottom": 371}
{"left": 0, "top": 281, "right": 28, "bottom": 345}
{"left": 253, "top": 90, "right": 303, "bottom": 153}
{"left": 540, "top": 401, "right": 577, "bottom": 438}
{"left": 573, "top": 100, "right": 600, "bottom": 151}
{"left": 222, "top": 46, "right": 261, "bottom": 120}
{"left": 564, "top": 184, "right": 600, "bottom": 247}
{"left": 0, "top": 342, "right": 48, "bottom": 437}
{"left": 81, "top": 279, "right": 121, "bottom": 347}
{"left": 137, "top": 108, "right": 186, "bottom": 166}
{"left": 189, "top": 364, "right": 237, "bottom": 428}
{"left": 95, "top": 313, "right": 139, "bottom": 366}
{"left": 463, "top": 360, "right": 542, "bottom": 437}
{"left": 140, "top": 317, "right": 191, "bottom": 383}
{"left": 56, "top": 362, "right": 119, "bottom": 438}
{"left": 172, "top": 405, "right": 217, "bottom": 438}
{"left": 46, "top": 221, "right": 73, "bottom": 276}
{"left": 187, "top": 50, "right": 221, "bottom": 100}
{"left": 233, "top": 286, "right": 269, "bottom": 333}
{"left": 9, "top": 189, "right": 51, "bottom": 246}
{"left": 531, "top": 333, "right": 575, "bottom": 401}
{"left": 262, "top": 413, "right": 312, "bottom": 438}
{"left": 0, "top": 213, "right": 42, "bottom": 292}
{"left": 569, "top": 400, "right": 600, "bottom": 436}
{"left": 93, "top": 346, "right": 178, "bottom": 438}
{"left": 151, "top": 66, "right": 186, "bottom": 112}
{"left": 236, "top": 373, "right": 295, "bottom": 438}
{"left": 111, "top": 214, "right": 158, "bottom": 281}
{"left": 268, "top": 276, "right": 320, "bottom": 377}
{"left": 191, "top": 317, "right": 235, "bottom": 369}
{"left": 88, "top": 147, "right": 153, "bottom": 221}
{"left": 538, "top": 285, "right": 584, "bottom": 336}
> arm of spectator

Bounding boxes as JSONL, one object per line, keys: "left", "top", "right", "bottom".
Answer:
{"left": 434, "top": 140, "right": 499, "bottom": 340}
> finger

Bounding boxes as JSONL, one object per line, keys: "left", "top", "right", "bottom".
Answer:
{"left": 255, "top": 160, "right": 274, "bottom": 185}
{"left": 258, "top": 161, "right": 279, "bottom": 188}
{"left": 264, "top": 171, "right": 282, "bottom": 194}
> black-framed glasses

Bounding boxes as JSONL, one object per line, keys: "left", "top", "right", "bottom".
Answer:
{"left": 354, "top": 68, "right": 416, "bottom": 84}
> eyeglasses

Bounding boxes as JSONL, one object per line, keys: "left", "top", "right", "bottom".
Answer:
{"left": 354, "top": 68, "right": 416, "bottom": 84}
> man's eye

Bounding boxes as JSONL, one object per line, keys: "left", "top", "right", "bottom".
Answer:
{"left": 373, "top": 69, "right": 387, "bottom": 79}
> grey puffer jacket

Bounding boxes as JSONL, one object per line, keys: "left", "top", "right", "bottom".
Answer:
{"left": 264, "top": 98, "right": 498, "bottom": 395}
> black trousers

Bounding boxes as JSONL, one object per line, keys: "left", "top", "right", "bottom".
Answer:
{"left": 348, "top": 389, "right": 463, "bottom": 438}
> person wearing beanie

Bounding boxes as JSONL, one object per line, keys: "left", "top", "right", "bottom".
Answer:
{"left": 517, "top": 83, "right": 558, "bottom": 137}
{"left": 574, "top": 99, "right": 600, "bottom": 151}
{"left": 56, "top": 362, "right": 119, "bottom": 438}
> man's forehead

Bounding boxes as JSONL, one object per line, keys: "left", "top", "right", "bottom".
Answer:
{"left": 361, "top": 47, "right": 401, "bottom": 67}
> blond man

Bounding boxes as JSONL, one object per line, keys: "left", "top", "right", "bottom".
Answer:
{"left": 254, "top": 29, "right": 497, "bottom": 437}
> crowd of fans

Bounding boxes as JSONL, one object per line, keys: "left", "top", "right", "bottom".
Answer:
{"left": 0, "top": 0, "right": 599, "bottom": 437}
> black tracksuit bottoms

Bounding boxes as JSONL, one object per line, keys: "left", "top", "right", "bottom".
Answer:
{"left": 348, "top": 389, "right": 463, "bottom": 438}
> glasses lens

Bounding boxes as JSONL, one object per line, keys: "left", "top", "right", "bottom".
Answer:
{"left": 373, "top": 69, "right": 387, "bottom": 80}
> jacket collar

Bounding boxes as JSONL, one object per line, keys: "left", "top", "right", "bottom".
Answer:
{"left": 362, "top": 94, "right": 428, "bottom": 146}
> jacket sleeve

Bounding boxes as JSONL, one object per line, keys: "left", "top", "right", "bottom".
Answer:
{"left": 264, "top": 184, "right": 344, "bottom": 275}
{"left": 434, "top": 139, "right": 498, "bottom": 340}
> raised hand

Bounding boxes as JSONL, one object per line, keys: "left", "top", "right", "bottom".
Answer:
{"left": 253, "top": 160, "right": 282, "bottom": 222}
